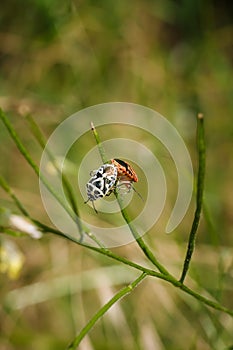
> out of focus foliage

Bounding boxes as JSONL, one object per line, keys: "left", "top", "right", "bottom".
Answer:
{"left": 0, "top": 1, "right": 233, "bottom": 349}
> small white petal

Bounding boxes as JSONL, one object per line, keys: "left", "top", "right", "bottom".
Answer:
{"left": 10, "top": 215, "right": 42, "bottom": 239}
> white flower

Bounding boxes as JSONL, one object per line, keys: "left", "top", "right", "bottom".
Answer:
{"left": 9, "top": 215, "right": 42, "bottom": 239}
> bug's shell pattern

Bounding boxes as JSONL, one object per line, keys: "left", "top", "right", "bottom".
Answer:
{"left": 86, "top": 164, "right": 117, "bottom": 202}
{"left": 111, "top": 159, "right": 138, "bottom": 182}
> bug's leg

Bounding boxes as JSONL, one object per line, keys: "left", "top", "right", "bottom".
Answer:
{"left": 84, "top": 197, "right": 98, "bottom": 213}
{"left": 132, "top": 186, "right": 144, "bottom": 201}
{"left": 115, "top": 181, "right": 131, "bottom": 195}
{"left": 90, "top": 169, "right": 97, "bottom": 176}
{"left": 105, "top": 188, "right": 114, "bottom": 197}
{"left": 92, "top": 201, "right": 98, "bottom": 214}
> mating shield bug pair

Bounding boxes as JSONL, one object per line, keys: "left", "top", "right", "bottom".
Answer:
{"left": 85, "top": 159, "right": 140, "bottom": 212}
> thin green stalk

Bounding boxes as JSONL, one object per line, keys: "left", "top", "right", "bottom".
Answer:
{"left": 0, "top": 175, "right": 30, "bottom": 218}
{"left": 116, "top": 193, "right": 170, "bottom": 275}
{"left": 24, "top": 113, "right": 84, "bottom": 238}
{"left": 179, "top": 284, "right": 233, "bottom": 317}
{"left": 40, "top": 226, "right": 233, "bottom": 318}
{"left": 37, "top": 222, "right": 233, "bottom": 318}
{"left": 0, "top": 110, "right": 39, "bottom": 176}
{"left": 0, "top": 226, "right": 25, "bottom": 238}
{"left": 1, "top": 110, "right": 106, "bottom": 246}
{"left": 25, "top": 114, "right": 78, "bottom": 214}
{"left": 67, "top": 272, "right": 147, "bottom": 349}
{"left": 203, "top": 201, "right": 219, "bottom": 245}
{"left": 90, "top": 122, "right": 108, "bottom": 163}
{"left": 1, "top": 114, "right": 233, "bottom": 319}
{"left": 2, "top": 210, "right": 232, "bottom": 319}
{"left": 0, "top": 109, "right": 77, "bottom": 227}
{"left": 44, "top": 228, "right": 164, "bottom": 279}
{"left": 0, "top": 172, "right": 106, "bottom": 249}
{"left": 90, "top": 122, "right": 170, "bottom": 275}
{"left": 0, "top": 172, "right": 151, "bottom": 273}
{"left": 0, "top": 153, "right": 162, "bottom": 278}
{"left": 1, "top": 182, "right": 232, "bottom": 319}
{"left": 180, "top": 113, "right": 205, "bottom": 283}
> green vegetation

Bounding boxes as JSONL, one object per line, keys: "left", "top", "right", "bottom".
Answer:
{"left": 0, "top": 1, "right": 233, "bottom": 349}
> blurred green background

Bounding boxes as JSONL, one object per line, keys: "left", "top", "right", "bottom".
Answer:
{"left": 0, "top": 1, "right": 233, "bottom": 349}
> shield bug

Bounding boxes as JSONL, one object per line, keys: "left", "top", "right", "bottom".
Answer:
{"left": 110, "top": 158, "right": 143, "bottom": 200}
{"left": 111, "top": 158, "right": 138, "bottom": 182}
{"left": 85, "top": 163, "right": 118, "bottom": 212}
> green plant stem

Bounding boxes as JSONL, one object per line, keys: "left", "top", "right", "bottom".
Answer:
{"left": 67, "top": 272, "right": 147, "bottom": 349}
{"left": 1, "top": 181, "right": 232, "bottom": 318}
{"left": 90, "top": 122, "right": 169, "bottom": 275}
{"left": 32, "top": 223, "right": 233, "bottom": 318}
{"left": 0, "top": 174, "right": 106, "bottom": 250}
{"left": 1, "top": 113, "right": 233, "bottom": 320}
{"left": 0, "top": 110, "right": 107, "bottom": 246}
{"left": 0, "top": 109, "right": 78, "bottom": 227}
{"left": 179, "top": 284, "right": 233, "bottom": 316}
{"left": 116, "top": 193, "right": 170, "bottom": 275}
{"left": 0, "top": 227, "right": 26, "bottom": 238}
{"left": 0, "top": 176, "right": 29, "bottom": 218}
{"left": 24, "top": 113, "right": 84, "bottom": 238}
{"left": 90, "top": 121, "right": 108, "bottom": 163}
{"left": 39, "top": 226, "right": 233, "bottom": 318}
{"left": 25, "top": 114, "right": 78, "bottom": 215}
{"left": 180, "top": 113, "right": 206, "bottom": 283}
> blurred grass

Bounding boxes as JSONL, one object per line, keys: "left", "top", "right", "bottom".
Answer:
{"left": 0, "top": 1, "right": 233, "bottom": 349}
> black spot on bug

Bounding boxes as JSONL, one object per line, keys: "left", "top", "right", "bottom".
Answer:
{"left": 114, "top": 158, "right": 129, "bottom": 170}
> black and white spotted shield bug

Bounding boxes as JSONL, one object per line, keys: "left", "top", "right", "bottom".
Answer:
{"left": 85, "top": 163, "right": 118, "bottom": 212}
